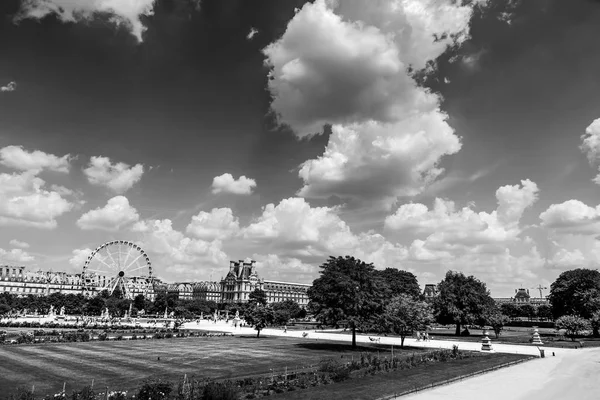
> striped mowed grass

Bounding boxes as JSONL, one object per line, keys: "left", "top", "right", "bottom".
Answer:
{"left": 0, "top": 335, "right": 402, "bottom": 396}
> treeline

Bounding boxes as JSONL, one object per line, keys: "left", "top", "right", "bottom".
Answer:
{"left": 0, "top": 290, "right": 221, "bottom": 319}
{"left": 240, "top": 256, "right": 600, "bottom": 344}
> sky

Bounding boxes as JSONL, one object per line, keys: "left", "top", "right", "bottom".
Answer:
{"left": 1, "top": 0, "right": 600, "bottom": 297}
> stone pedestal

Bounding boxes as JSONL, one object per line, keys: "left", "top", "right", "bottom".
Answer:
{"left": 531, "top": 327, "right": 544, "bottom": 345}
{"left": 481, "top": 330, "right": 493, "bottom": 351}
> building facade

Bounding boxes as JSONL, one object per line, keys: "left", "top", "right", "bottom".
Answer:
{"left": 1, "top": 261, "right": 312, "bottom": 307}
{"left": 220, "top": 260, "right": 310, "bottom": 307}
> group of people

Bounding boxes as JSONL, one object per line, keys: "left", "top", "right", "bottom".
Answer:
{"left": 416, "top": 331, "right": 431, "bottom": 341}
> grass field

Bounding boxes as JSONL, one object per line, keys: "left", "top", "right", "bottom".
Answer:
{"left": 270, "top": 353, "right": 532, "bottom": 400}
{"left": 0, "top": 336, "right": 417, "bottom": 396}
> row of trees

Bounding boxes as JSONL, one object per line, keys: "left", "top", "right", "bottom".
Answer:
{"left": 298, "top": 257, "right": 600, "bottom": 348}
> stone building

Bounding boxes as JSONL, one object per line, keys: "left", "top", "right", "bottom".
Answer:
{"left": 1, "top": 265, "right": 83, "bottom": 297}
{"left": 220, "top": 260, "right": 310, "bottom": 307}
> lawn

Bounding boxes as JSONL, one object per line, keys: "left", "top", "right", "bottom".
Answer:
{"left": 269, "top": 353, "right": 532, "bottom": 400}
{"left": 0, "top": 335, "right": 418, "bottom": 396}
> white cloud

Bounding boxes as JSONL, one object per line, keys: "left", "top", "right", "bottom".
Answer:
{"left": 0, "top": 145, "right": 71, "bottom": 173}
{"left": 69, "top": 248, "right": 93, "bottom": 268}
{"left": 386, "top": 179, "right": 539, "bottom": 249}
{"left": 550, "top": 248, "right": 586, "bottom": 269}
{"left": 76, "top": 196, "right": 139, "bottom": 231}
{"left": 539, "top": 200, "right": 600, "bottom": 235}
{"left": 84, "top": 156, "right": 144, "bottom": 193}
{"left": 0, "top": 247, "right": 34, "bottom": 263}
{"left": 580, "top": 118, "right": 600, "bottom": 184}
{"left": 0, "top": 171, "right": 74, "bottom": 229}
{"left": 9, "top": 239, "right": 30, "bottom": 249}
{"left": 263, "top": 0, "right": 485, "bottom": 208}
{"left": 186, "top": 208, "right": 240, "bottom": 241}
{"left": 1, "top": 81, "right": 17, "bottom": 92}
{"left": 17, "top": 0, "right": 155, "bottom": 42}
{"left": 211, "top": 173, "right": 256, "bottom": 195}
{"left": 247, "top": 27, "right": 259, "bottom": 40}
{"left": 240, "top": 197, "right": 406, "bottom": 265}
{"left": 132, "top": 218, "right": 229, "bottom": 280}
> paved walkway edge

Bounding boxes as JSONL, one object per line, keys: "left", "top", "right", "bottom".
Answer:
{"left": 379, "top": 357, "right": 536, "bottom": 400}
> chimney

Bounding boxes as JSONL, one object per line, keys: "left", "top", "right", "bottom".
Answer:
{"left": 515, "top": 289, "right": 517, "bottom": 294}
{"left": 229, "top": 261, "right": 235, "bottom": 271}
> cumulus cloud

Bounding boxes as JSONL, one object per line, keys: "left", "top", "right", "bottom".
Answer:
{"left": 539, "top": 200, "right": 600, "bottom": 235}
{"left": 186, "top": 208, "right": 240, "bottom": 241}
{"left": 0, "top": 145, "right": 71, "bottom": 174}
{"left": 84, "top": 156, "right": 144, "bottom": 193}
{"left": 240, "top": 197, "right": 406, "bottom": 265}
{"left": 386, "top": 179, "right": 539, "bottom": 251}
{"left": 76, "top": 196, "right": 139, "bottom": 231}
{"left": 9, "top": 239, "right": 30, "bottom": 249}
{"left": 1, "top": 81, "right": 17, "bottom": 92}
{"left": 132, "top": 218, "right": 229, "bottom": 280}
{"left": 263, "top": 0, "right": 486, "bottom": 208}
{"left": 17, "top": 0, "right": 156, "bottom": 42}
{"left": 0, "top": 171, "right": 74, "bottom": 229}
{"left": 69, "top": 248, "right": 93, "bottom": 268}
{"left": 580, "top": 118, "right": 600, "bottom": 184}
{"left": 0, "top": 247, "right": 34, "bottom": 263}
{"left": 211, "top": 173, "right": 256, "bottom": 195}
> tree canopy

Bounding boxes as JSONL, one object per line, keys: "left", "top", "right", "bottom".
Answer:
{"left": 383, "top": 294, "right": 433, "bottom": 347}
{"left": 308, "top": 256, "right": 384, "bottom": 348}
{"left": 433, "top": 271, "right": 495, "bottom": 336}
{"left": 374, "top": 268, "right": 421, "bottom": 299}
{"left": 548, "top": 268, "right": 600, "bottom": 319}
{"left": 244, "top": 304, "right": 275, "bottom": 338}
{"left": 248, "top": 289, "right": 267, "bottom": 306}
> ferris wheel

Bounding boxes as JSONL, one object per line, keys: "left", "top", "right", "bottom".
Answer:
{"left": 82, "top": 240, "right": 152, "bottom": 299}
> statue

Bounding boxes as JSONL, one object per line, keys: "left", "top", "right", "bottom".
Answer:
{"left": 59, "top": 306, "right": 65, "bottom": 316}
{"left": 49, "top": 305, "right": 55, "bottom": 316}
{"left": 235, "top": 310, "right": 240, "bottom": 319}
{"left": 164, "top": 307, "right": 168, "bottom": 319}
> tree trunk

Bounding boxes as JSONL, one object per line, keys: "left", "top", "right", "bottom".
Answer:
{"left": 400, "top": 336, "right": 405, "bottom": 348}
{"left": 593, "top": 328, "right": 599, "bottom": 338}
{"left": 352, "top": 323, "right": 356, "bottom": 349}
{"left": 256, "top": 329, "right": 260, "bottom": 338}
{"left": 455, "top": 323, "right": 461, "bottom": 336}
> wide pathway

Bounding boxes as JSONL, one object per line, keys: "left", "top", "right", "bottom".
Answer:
{"left": 402, "top": 346, "right": 600, "bottom": 400}
{"left": 182, "top": 321, "right": 564, "bottom": 357}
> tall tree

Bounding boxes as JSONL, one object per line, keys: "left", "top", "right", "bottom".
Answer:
{"left": 244, "top": 304, "right": 275, "bottom": 338}
{"left": 548, "top": 268, "right": 600, "bottom": 319}
{"left": 555, "top": 315, "right": 591, "bottom": 341}
{"left": 433, "top": 271, "right": 495, "bottom": 336}
{"left": 308, "top": 256, "right": 383, "bottom": 348}
{"left": 248, "top": 289, "right": 267, "bottom": 306}
{"left": 374, "top": 268, "right": 421, "bottom": 299}
{"left": 383, "top": 294, "right": 434, "bottom": 347}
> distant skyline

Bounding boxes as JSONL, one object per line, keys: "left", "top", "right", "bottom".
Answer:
{"left": 1, "top": 0, "right": 600, "bottom": 297}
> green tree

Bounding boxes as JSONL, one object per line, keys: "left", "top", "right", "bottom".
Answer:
{"left": 308, "top": 256, "right": 383, "bottom": 348}
{"left": 382, "top": 294, "right": 434, "bottom": 347}
{"left": 500, "top": 302, "right": 520, "bottom": 319}
{"left": 433, "top": 271, "right": 495, "bottom": 336}
{"left": 373, "top": 268, "right": 421, "bottom": 299}
{"left": 244, "top": 304, "right": 275, "bottom": 338}
{"left": 536, "top": 304, "right": 553, "bottom": 321}
{"left": 133, "top": 294, "right": 146, "bottom": 311}
{"left": 590, "top": 310, "right": 600, "bottom": 338}
{"left": 518, "top": 303, "right": 536, "bottom": 320}
{"left": 248, "top": 289, "right": 267, "bottom": 306}
{"left": 272, "top": 300, "right": 302, "bottom": 319}
{"left": 485, "top": 310, "right": 510, "bottom": 339}
{"left": 548, "top": 268, "right": 600, "bottom": 319}
{"left": 555, "top": 315, "right": 591, "bottom": 341}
